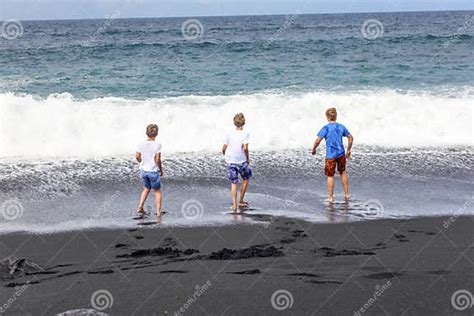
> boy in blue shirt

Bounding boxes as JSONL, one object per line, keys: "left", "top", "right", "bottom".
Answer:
{"left": 312, "top": 108, "right": 354, "bottom": 203}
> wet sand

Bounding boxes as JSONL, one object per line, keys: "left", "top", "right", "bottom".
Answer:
{"left": 1, "top": 215, "right": 473, "bottom": 315}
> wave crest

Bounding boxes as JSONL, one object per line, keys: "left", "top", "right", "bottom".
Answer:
{"left": 0, "top": 90, "right": 472, "bottom": 158}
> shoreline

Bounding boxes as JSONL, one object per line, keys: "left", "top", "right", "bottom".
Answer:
{"left": 1, "top": 215, "right": 473, "bottom": 315}
{"left": 2, "top": 146, "right": 472, "bottom": 235}
{"left": 0, "top": 212, "right": 467, "bottom": 237}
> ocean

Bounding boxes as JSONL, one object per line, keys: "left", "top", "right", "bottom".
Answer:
{"left": 0, "top": 11, "right": 473, "bottom": 233}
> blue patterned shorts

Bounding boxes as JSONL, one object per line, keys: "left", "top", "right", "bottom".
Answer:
{"left": 140, "top": 170, "right": 161, "bottom": 190}
{"left": 227, "top": 162, "right": 252, "bottom": 184}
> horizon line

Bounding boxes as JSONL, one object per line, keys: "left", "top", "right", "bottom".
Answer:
{"left": 6, "top": 8, "right": 473, "bottom": 23}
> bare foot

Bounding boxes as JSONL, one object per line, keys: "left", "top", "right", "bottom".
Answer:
{"left": 344, "top": 195, "right": 351, "bottom": 201}
{"left": 239, "top": 202, "right": 249, "bottom": 209}
{"left": 328, "top": 197, "right": 334, "bottom": 203}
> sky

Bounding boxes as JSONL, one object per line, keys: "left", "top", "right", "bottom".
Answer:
{"left": 1, "top": 0, "right": 473, "bottom": 20}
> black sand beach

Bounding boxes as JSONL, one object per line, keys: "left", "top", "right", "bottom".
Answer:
{"left": 2, "top": 7, "right": 474, "bottom": 316}
{"left": 1, "top": 215, "right": 473, "bottom": 315}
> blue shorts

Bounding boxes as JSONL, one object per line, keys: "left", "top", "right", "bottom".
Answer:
{"left": 140, "top": 170, "right": 161, "bottom": 190}
{"left": 227, "top": 162, "right": 252, "bottom": 184}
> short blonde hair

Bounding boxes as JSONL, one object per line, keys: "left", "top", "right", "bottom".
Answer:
{"left": 233, "top": 113, "right": 245, "bottom": 127}
{"left": 326, "top": 108, "right": 337, "bottom": 121}
{"left": 146, "top": 124, "right": 159, "bottom": 137}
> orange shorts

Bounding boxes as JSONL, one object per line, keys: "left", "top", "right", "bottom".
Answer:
{"left": 325, "top": 156, "right": 346, "bottom": 177}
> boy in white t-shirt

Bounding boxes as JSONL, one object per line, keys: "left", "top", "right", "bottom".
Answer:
{"left": 222, "top": 113, "right": 252, "bottom": 212}
{"left": 135, "top": 124, "right": 163, "bottom": 217}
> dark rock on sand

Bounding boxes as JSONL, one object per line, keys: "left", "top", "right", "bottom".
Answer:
{"left": 117, "top": 247, "right": 199, "bottom": 259}
{"left": 280, "top": 238, "right": 297, "bottom": 244}
{"left": 208, "top": 246, "right": 284, "bottom": 260}
{"left": 0, "top": 257, "right": 43, "bottom": 280}
{"left": 428, "top": 270, "right": 449, "bottom": 275}
{"left": 291, "top": 229, "right": 308, "bottom": 238}
{"left": 5, "top": 280, "right": 38, "bottom": 287}
{"left": 183, "top": 249, "right": 199, "bottom": 255}
{"left": 227, "top": 269, "right": 261, "bottom": 275}
{"left": 161, "top": 237, "right": 178, "bottom": 247}
{"left": 87, "top": 269, "right": 115, "bottom": 274}
{"left": 317, "top": 247, "right": 376, "bottom": 257}
{"left": 306, "top": 280, "right": 343, "bottom": 284}
{"left": 407, "top": 229, "right": 437, "bottom": 236}
{"left": 365, "top": 271, "right": 404, "bottom": 279}
{"left": 159, "top": 270, "right": 189, "bottom": 274}
{"left": 393, "top": 233, "right": 409, "bottom": 242}
{"left": 287, "top": 272, "right": 320, "bottom": 278}
{"left": 25, "top": 270, "right": 58, "bottom": 276}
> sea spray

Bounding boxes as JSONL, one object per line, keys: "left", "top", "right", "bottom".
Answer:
{"left": 1, "top": 90, "right": 471, "bottom": 158}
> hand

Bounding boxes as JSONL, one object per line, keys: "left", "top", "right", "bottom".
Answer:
{"left": 311, "top": 148, "right": 317, "bottom": 155}
{"left": 345, "top": 150, "right": 351, "bottom": 160}
{"left": 159, "top": 170, "right": 164, "bottom": 177}
{"left": 246, "top": 159, "right": 250, "bottom": 165}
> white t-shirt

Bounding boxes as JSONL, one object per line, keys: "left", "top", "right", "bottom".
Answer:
{"left": 136, "top": 140, "right": 162, "bottom": 172}
{"left": 223, "top": 129, "right": 250, "bottom": 164}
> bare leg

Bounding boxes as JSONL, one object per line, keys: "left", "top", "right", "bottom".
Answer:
{"left": 138, "top": 188, "right": 150, "bottom": 211}
{"left": 340, "top": 171, "right": 350, "bottom": 199}
{"left": 239, "top": 179, "right": 249, "bottom": 205}
{"left": 154, "top": 189, "right": 162, "bottom": 216}
{"left": 156, "top": 214, "right": 162, "bottom": 224}
{"left": 231, "top": 183, "right": 238, "bottom": 212}
{"left": 327, "top": 176, "right": 335, "bottom": 203}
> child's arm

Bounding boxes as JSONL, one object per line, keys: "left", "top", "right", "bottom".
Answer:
{"left": 135, "top": 152, "right": 142, "bottom": 163}
{"left": 155, "top": 152, "right": 163, "bottom": 176}
{"left": 311, "top": 137, "right": 322, "bottom": 155}
{"left": 243, "top": 143, "right": 249, "bottom": 164}
{"left": 345, "top": 134, "right": 354, "bottom": 159}
{"left": 222, "top": 144, "right": 228, "bottom": 155}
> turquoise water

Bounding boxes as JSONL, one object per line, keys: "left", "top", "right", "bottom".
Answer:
{"left": 1, "top": 11, "right": 473, "bottom": 98}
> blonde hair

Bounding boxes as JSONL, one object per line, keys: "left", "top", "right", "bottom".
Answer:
{"left": 146, "top": 124, "right": 159, "bottom": 137}
{"left": 233, "top": 113, "right": 245, "bottom": 127}
{"left": 326, "top": 108, "right": 337, "bottom": 121}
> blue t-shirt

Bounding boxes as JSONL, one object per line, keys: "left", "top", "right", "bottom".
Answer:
{"left": 317, "top": 123, "right": 350, "bottom": 159}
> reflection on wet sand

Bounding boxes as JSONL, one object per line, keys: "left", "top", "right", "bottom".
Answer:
{"left": 326, "top": 200, "right": 350, "bottom": 222}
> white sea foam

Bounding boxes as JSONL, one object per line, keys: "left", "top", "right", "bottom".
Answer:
{"left": 0, "top": 90, "right": 472, "bottom": 158}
